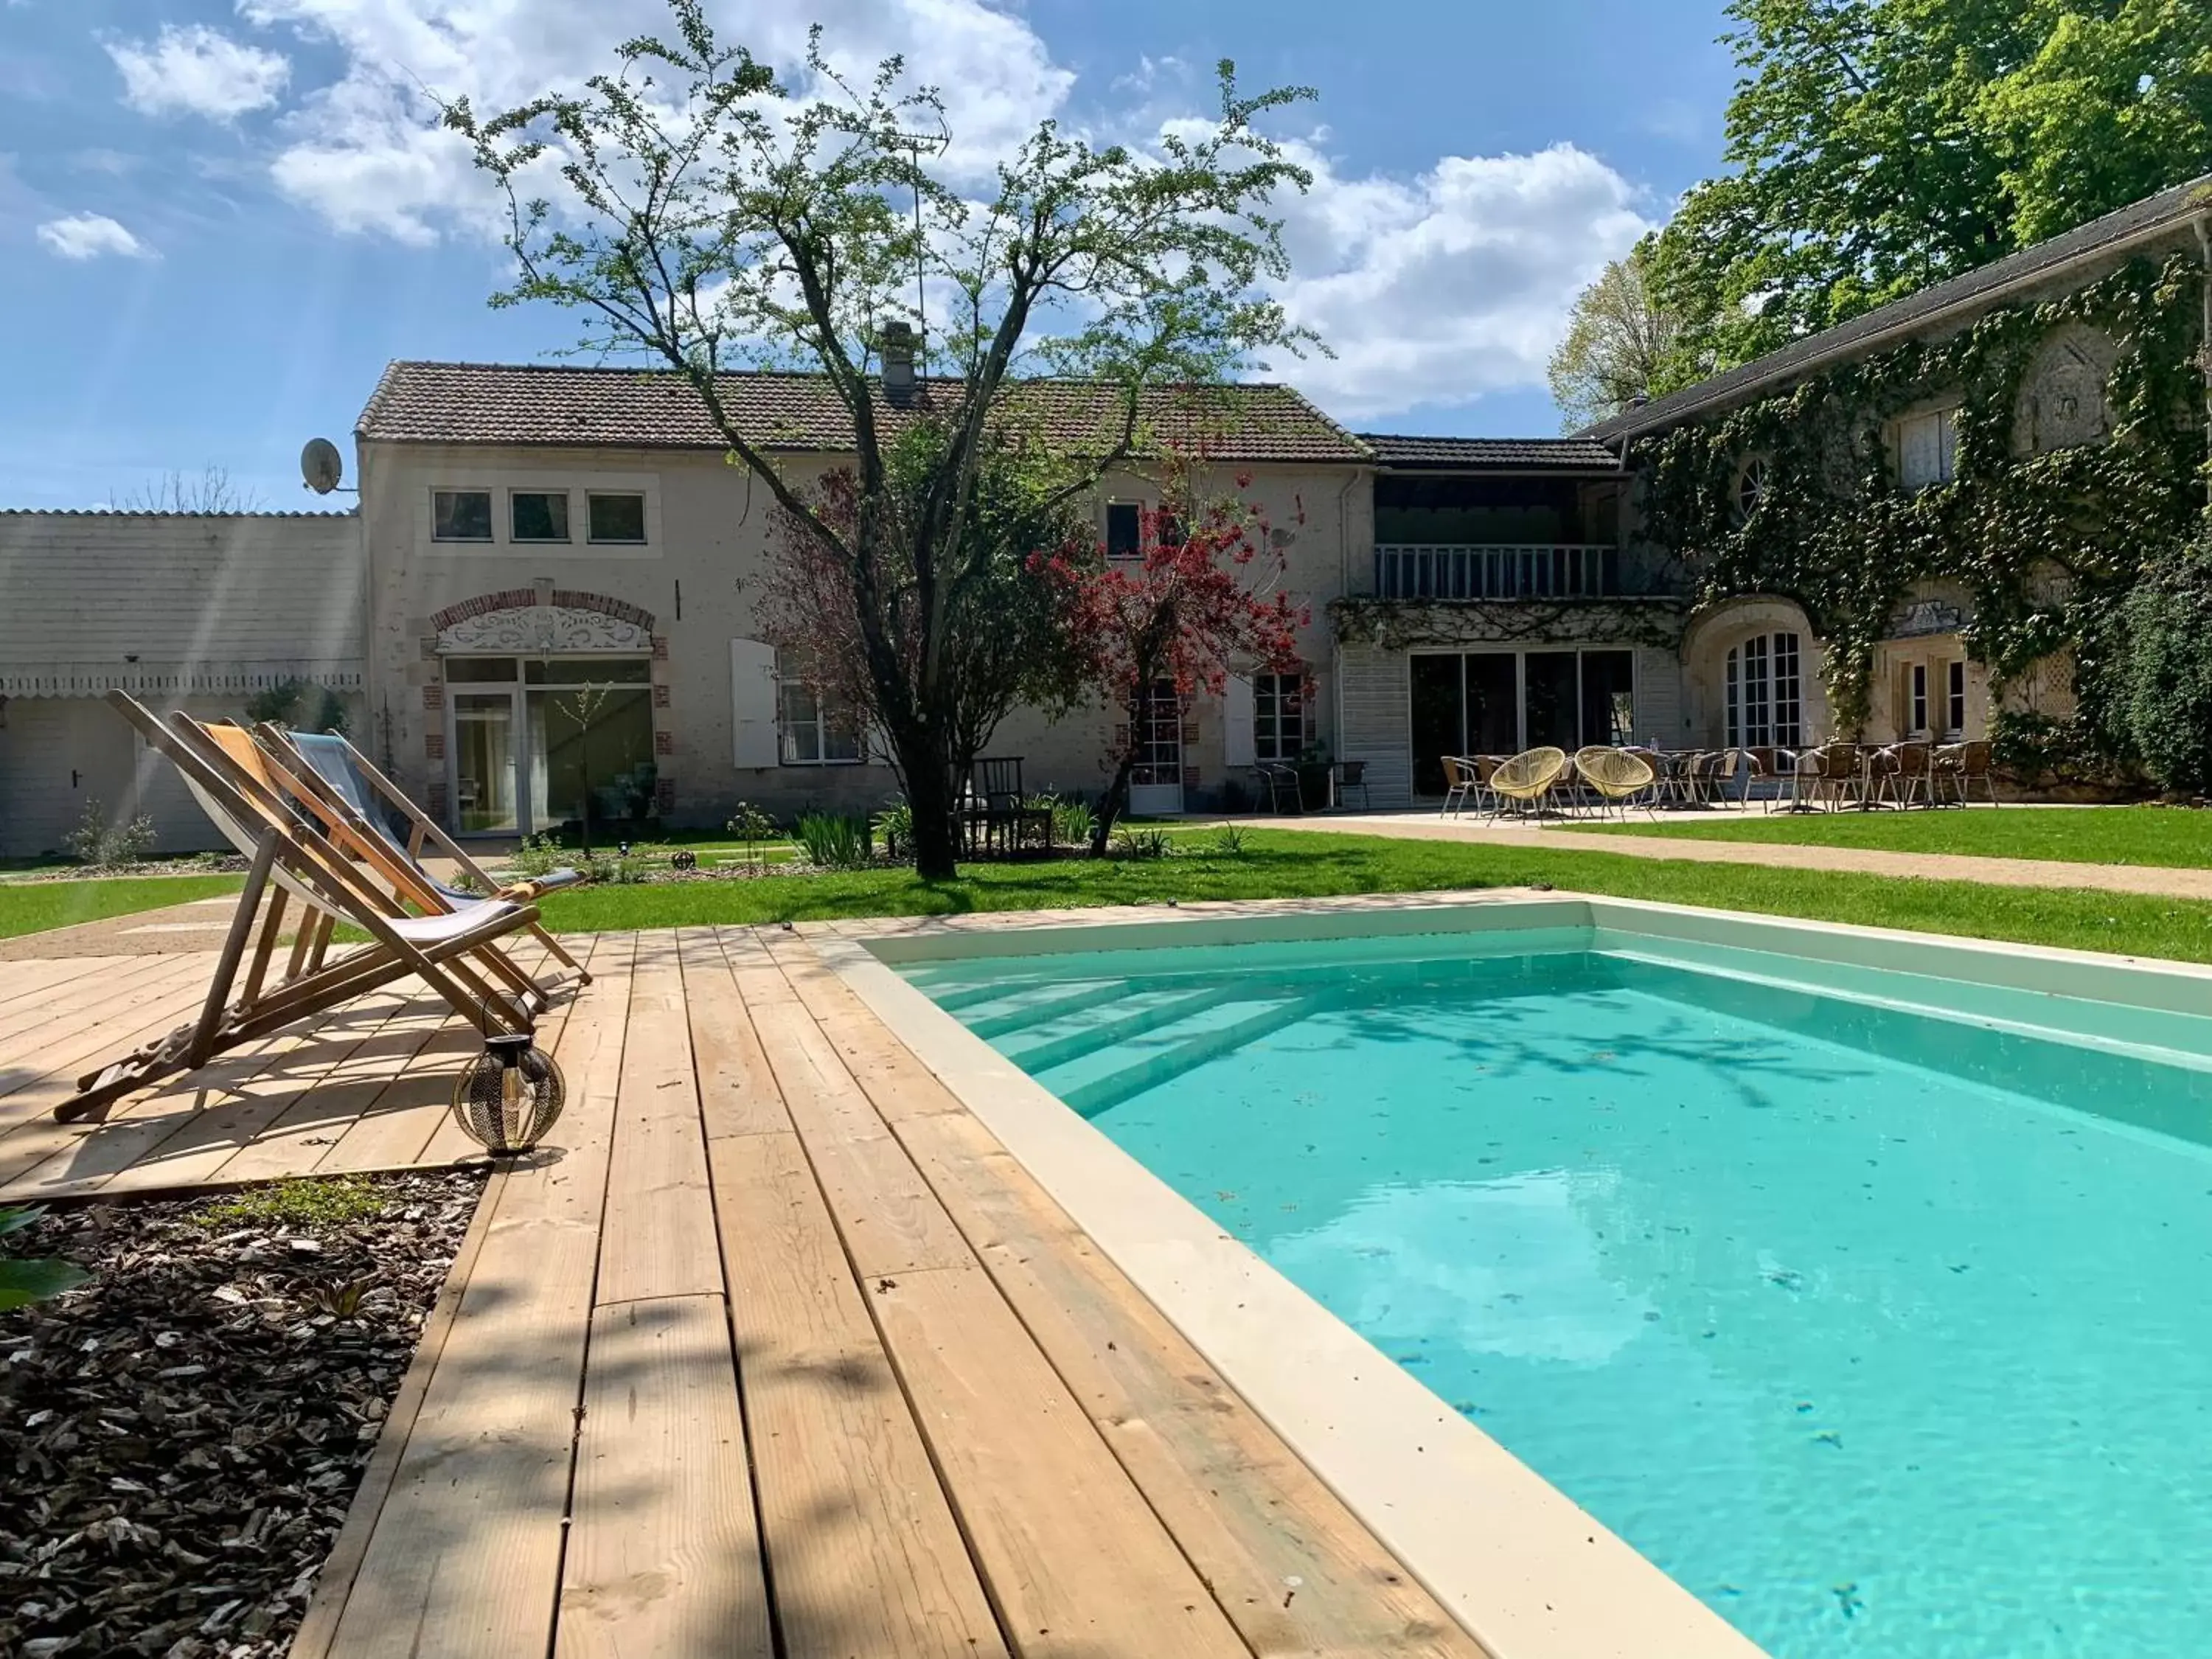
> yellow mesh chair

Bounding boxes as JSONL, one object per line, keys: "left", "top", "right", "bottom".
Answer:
{"left": 1573, "top": 745, "right": 1656, "bottom": 819}
{"left": 1490, "top": 746, "right": 1567, "bottom": 817}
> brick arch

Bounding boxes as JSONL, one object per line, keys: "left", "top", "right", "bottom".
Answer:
{"left": 431, "top": 588, "right": 656, "bottom": 633}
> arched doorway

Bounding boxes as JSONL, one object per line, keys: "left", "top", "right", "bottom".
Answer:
{"left": 1681, "top": 597, "right": 1827, "bottom": 749}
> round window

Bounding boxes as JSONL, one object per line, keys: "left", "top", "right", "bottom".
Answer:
{"left": 1733, "top": 456, "right": 1770, "bottom": 523}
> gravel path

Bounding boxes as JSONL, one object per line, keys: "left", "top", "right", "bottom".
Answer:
{"left": 0, "top": 1169, "right": 487, "bottom": 1658}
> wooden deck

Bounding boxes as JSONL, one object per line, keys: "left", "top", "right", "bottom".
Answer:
{"left": 0, "top": 927, "right": 1488, "bottom": 1658}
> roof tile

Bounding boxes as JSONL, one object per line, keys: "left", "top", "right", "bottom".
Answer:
{"left": 1360, "top": 433, "right": 1622, "bottom": 470}
{"left": 357, "top": 361, "right": 1372, "bottom": 465}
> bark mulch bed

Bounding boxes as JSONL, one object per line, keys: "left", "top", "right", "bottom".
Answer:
{"left": 0, "top": 1169, "right": 488, "bottom": 1658}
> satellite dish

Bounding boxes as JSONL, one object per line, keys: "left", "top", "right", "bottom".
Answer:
{"left": 300, "top": 437, "right": 344, "bottom": 495}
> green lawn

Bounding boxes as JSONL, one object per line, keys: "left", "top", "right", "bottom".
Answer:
{"left": 1563, "top": 804, "right": 2212, "bottom": 868}
{"left": 0, "top": 874, "right": 244, "bottom": 940}
{"left": 535, "top": 828, "right": 2212, "bottom": 965}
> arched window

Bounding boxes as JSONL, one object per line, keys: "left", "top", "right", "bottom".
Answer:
{"left": 1725, "top": 631, "right": 1802, "bottom": 748}
{"left": 1733, "top": 456, "right": 1770, "bottom": 524}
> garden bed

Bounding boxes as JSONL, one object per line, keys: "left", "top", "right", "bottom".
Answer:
{"left": 0, "top": 1170, "right": 488, "bottom": 1658}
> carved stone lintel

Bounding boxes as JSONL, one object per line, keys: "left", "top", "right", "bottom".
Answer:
{"left": 435, "top": 603, "right": 653, "bottom": 655}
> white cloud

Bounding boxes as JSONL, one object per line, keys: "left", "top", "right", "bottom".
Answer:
{"left": 35, "top": 212, "right": 156, "bottom": 260}
{"left": 108, "top": 24, "right": 291, "bottom": 122}
{"left": 243, "top": 0, "right": 1072, "bottom": 243}
{"left": 1267, "top": 140, "right": 1651, "bottom": 420}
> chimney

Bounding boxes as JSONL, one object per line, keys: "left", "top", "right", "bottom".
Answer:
{"left": 881, "top": 320, "right": 917, "bottom": 406}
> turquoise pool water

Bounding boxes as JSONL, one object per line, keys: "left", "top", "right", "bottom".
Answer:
{"left": 904, "top": 929, "right": 2212, "bottom": 1658}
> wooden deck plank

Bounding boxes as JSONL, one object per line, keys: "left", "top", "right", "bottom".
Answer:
{"left": 707, "top": 1130, "right": 1009, "bottom": 1659}
{"left": 591, "top": 932, "right": 721, "bottom": 1306}
{"left": 323, "top": 934, "right": 636, "bottom": 1659}
{"left": 0, "top": 952, "right": 195, "bottom": 1052}
{"left": 415, "top": 942, "right": 599, "bottom": 1169}
{"left": 0, "top": 953, "right": 119, "bottom": 1012}
{"left": 773, "top": 936, "right": 1490, "bottom": 1658}
{"left": 555, "top": 1293, "right": 774, "bottom": 1658}
{"left": 870, "top": 1265, "right": 1250, "bottom": 1659}
{"left": 674, "top": 928, "right": 787, "bottom": 1140}
{"left": 0, "top": 956, "right": 209, "bottom": 1093}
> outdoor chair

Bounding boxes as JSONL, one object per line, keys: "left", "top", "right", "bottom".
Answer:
{"left": 1933, "top": 740, "right": 1998, "bottom": 804}
{"left": 60, "top": 692, "right": 552, "bottom": 1124}
{"left": 1332, "top": 759, "right": 1371, "bottom": 811}
{"left": 1439, "top": 754, "right": 1477, "bottom": 817}
{"left": 1255, "top": 760, "right": 1303, "bottom": 815}
{"left": 1876, "top": 740, "right": 1933, "bottom": 807}
{"left": 964, "top": 756, "right": 1052, "bottom": 856}
{"left": 257, "top": 726, "right": 590, "bottom": 988}
{"left": 1799, "top": 742, "right": 1865, "bottom": 810}
{"left": 1491, "top": 746, "right": 1568, "bottom": 817}
{"left": 1573, "top": 745, "right": 1656, "bottom": 820}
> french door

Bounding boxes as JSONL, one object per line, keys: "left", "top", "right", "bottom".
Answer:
{"left": 1409, "top": 649, "right": 1636, "bottom": 796}
{"left": 445, "top": 654, "right": 654, "bottom": 835}
{"left": 1127, "top": 678, "right": 1185, "bottom": 815}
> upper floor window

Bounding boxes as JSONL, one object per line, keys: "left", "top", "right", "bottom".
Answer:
{"left": 1253, "top": 671, "right": 1303, "bottom": 762}
{"left": 776, "top": 648, "right": 863, "bottom": 765}
{"left": 1896, "top": 407, "right": 1958, "bottom": 491}
{"left": 1105, "top": 501, "right": 1141, "bottom": 560}
{"left": 1732, "top": 456, "right": 1770, "bottom": 524}
{"left": 511, "top": 490, "right": 571, "bottom": 543}
{"left": 588, "top": 492, "right": 647, "bottom": 544}
{"left": 433, "top": 489, "right": 493, "bottom": 542}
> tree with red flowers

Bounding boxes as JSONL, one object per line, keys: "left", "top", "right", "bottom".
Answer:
{"left": 1037, "top": 467, "right": 1308, "bottom": 849}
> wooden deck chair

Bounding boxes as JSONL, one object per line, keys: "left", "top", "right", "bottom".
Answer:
{"left": 1490, "top": 746, "right": 1567, "bottom": 817}
{"left": 1573, "top": 745, "right": 1655, "bottom": 819}
{"left": 257, "top": 726, "right": 591, "bottom": 987}
{"left": 60, "top": 692, "right": 549, "bottom": 1123}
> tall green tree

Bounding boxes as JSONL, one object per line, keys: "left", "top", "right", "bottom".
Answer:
{"left": 448, "top": 1, "right": 1317, "bottom": 878}
{"left": 1547, "top": 243, "right": 1691, "bottom": 430}
{"left": 1646, "top": 0, "right": 2212, "bottom": 392}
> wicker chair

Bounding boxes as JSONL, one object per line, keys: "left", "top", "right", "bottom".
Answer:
{"left": 1439, "top": 754, "right": 1477, "bottom": 817}
{"left": 1573, "top": 746, "right": 1656, "bottom": 819}
{"left": 1491, "top": 746, "right": 1568, "bottom": 817}
{"left": 1933, "top": 739, "right": 1998, "bottom": 805}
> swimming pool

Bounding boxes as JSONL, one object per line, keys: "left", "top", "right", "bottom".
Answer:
{"left": 895, "top": 916, "right": 2212, "bottom": 1658}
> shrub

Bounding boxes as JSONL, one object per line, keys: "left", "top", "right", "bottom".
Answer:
{"left": 1211, "top": 823, "right": 1248, "bottom": 856}
{"left": 1050, "top": 796, "right": 1097, "bottom": 846}
{"left": 725, "top": 802, "right": 779, "bottom": 866}
{"left": 2121, "top": 534, "right": 2212, "bottom": 795}
{"left": 509, "top": 832, "right": 568, "bottom": 878}
{"left": 796, "top": 811, "right": 872, "bottom": 869}
{"left": 872, "top": 800, "right": 915, "bottom": 860}
{"left": 1110, "top": 825, "right": 1174, "bottom": 860}
{"left": 62, "top": 799, "right": 156, "bottom": 869}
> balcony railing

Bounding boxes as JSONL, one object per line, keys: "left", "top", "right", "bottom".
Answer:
{"left": 1374, "top": 543, "right": 1618, "bottom": 601}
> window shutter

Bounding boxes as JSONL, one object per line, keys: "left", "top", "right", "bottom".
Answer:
{"left": 1900, "top": 416, "right": 1938, "bottom": 490}
{"left": 1936, "top": 408, "right": 1958, "bottom": 483}
{"left": 730, "top": 639, "right": 780, "bottom": 768}
{"left": 1224, "top": 675, "right": 1256, "bottom": 767}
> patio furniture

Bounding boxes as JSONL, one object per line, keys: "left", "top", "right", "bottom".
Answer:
{"left": 1876, "top": 740, "right": 1933, "bottom": 807}
{"left": 260, "top": 726, "right": 591, "bottom": 989}
{"left": 1491, "top": 746, "right": 1568, "bottom": 817}
{"left": 1801, "top": 742, "right": 1865, "bottom": 809}
{"left": 1573, "top": 745, "right": 1656, "bottom": 820}
{"left": 1255, "top": 760, "right": 1303, "bottom": 814}
{"left": 1933, "top": 739, "right": 1998, "bottom": 804}
{"left": 964, "top": 757, "right": 1054, "bottom": 855}
{"left": 1332, "top": 759, "right": 1371, "bottom": 811}
{"left": 1439, "top": 754, "right": 1478, "bottom": 817}
{"left": 60, "top": 692, "right": 551, "bottom": 1124}
{"left": 1473, "top": 755, "right": 1506, "bottom": 815}
{"left": 1740, "top": 746, "right": 1778, "bottom": 810}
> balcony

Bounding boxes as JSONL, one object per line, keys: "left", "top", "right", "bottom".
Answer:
{"left": 1373, "top": 543, "right": 1618, "bottom": 601}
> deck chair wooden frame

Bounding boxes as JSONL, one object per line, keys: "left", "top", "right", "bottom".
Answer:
{"left": 60, "top": 692, "right": 548, "bottom": 1124}
{"left": 254, "top": 724, "right": 591, "bottom": 988}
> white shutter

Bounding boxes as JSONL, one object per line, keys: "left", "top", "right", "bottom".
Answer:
{"left": 1935, "top": 408, "right": 1958, "bottom": 483}
{"left": 1900, "top": 414, "right": 1938, "bottom": 490}
{"left": 1224, "top": 675, "right": 1256, "bottom": 768}
{"left": 730, "top": 639, "right": 780, "bottom": 768}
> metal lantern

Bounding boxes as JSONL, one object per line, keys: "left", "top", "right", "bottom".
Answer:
{"left": 450, "top": 1033, "right": 566, "bottom": 1154}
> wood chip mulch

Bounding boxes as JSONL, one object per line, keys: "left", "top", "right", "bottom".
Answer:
{"left": 0, "top": 1170, "right": 488, "bottom": 1658}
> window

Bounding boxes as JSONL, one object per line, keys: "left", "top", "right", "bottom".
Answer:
{"left": 439, "top": 654, "right": 655, "bottom": 836}
{"left": 433, "top": 489, "right": 493, "bottom": 541}
{"left": 510, "top": 490, "right": 571, "bottom": 542}
{"left": 1897, "top": 407, "right": 1958, "bottom": 491}
{"left": 1724, "top": 630, "right": 1803, "bottom": 748}
{"left": 1733, "top": 456, "right": 1769, "bottom": 524}
{"left": 1947, "top": 659, "right": 1967, "bottom": 736}
{"left": 587, "top": 492, "right": 647, "bottom": 543}
{"left": 1105, "top": 501, "right": 1141, "bottom": 560}
{"left": 1253, "top": 671, "right": 1303, "bottom": 762}
{"left": 776, "top": 649, "right": 863, "bottom": 765}
{"left": 1910, "top": 663, "right": 1930, "bottom": 734}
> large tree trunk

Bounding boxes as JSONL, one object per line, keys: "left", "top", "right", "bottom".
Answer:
{"left": 1091, "top": 748, "right": 1138, "bottom": 854}
{"left": 902, "top": 731, "right": 961, "bottom": 880}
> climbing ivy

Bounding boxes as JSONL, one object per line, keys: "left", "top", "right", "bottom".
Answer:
{"left": 1630, "top": 254, "right": 2210, "bottom": 773}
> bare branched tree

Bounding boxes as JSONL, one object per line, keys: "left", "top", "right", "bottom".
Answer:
{"left": 108, "top": 466, "right": 266, "bottom": 514}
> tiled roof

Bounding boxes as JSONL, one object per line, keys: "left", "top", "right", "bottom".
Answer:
{"left": 1584, "top": 170, "right": 2212, "bottom": 443}
{"left": 1360, "top": 433, "right": 1622, "bottom": 470}
{"left": 357, "top": 361, "right": 1373, "bottom": 464}
{"left": 0, "top": 509, "right": 353, "bottom": 519}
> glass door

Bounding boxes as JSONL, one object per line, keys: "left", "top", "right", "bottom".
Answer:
{"left": 1523, "top": 651, "right": 1582, "bottom": 751}
{"left": 1128, "top": 679, "right": 1184, "bottom": 815}
{"left": 451, "top": 693, "right": 519, "bottom": 832}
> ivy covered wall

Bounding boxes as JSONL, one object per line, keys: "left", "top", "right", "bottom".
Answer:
{"left": 1629, "top": 252, "right": 2211, "bottom": 779}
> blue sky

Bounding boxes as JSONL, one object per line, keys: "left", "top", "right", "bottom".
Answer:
{"left": 0, "top": 1, "right": 1737, "bottom": 509}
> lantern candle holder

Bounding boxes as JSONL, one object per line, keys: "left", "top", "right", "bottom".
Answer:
{"left": 450, "top": 1033, "right": 566, "bottom": 1155}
